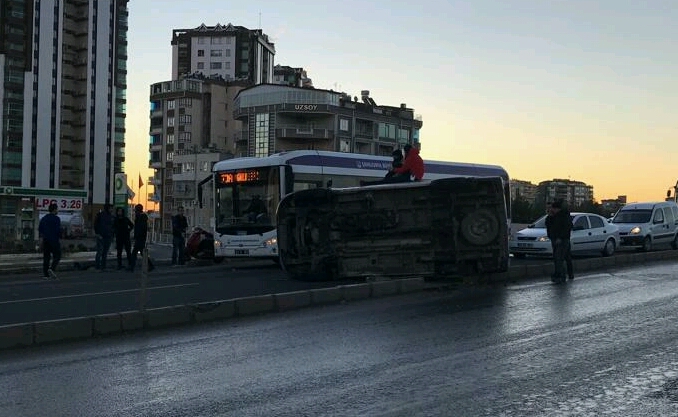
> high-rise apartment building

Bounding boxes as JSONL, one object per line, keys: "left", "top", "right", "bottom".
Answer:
{"left": 149, "top": 75, "right": 247, "bottom": 231}
{"left": 171, "top": 23, "right": 275, "bottom": 84}
{"left": 0, "top": 0, "right": 128, "bottom": 249}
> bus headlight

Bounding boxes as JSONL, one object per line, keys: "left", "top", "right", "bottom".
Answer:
{"left": 630, "top": 227, "right": 641, "bottom": 235}
{"left": 263, "top": 238, "right": 277, "bottom": 247}
{"left": 213, "top": 240, "right": 222, "bottom": 249}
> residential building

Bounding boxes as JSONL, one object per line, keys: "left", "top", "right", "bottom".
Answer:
{"left": 171, "top": 23, "right": 275, "bottom": 84}
{"left": 273, "top": 65, "right": 312, "bottom": 88}
{"left": 535, "top": 179, "right": 594, "bottom": 210}
{"left": 148, "top": 75, "right": 246, "bottom": 231}
{"left": 233, "top": 85, "right": 423, "bottom": 158}
{"left": 510, "top": 180, "right": 538, "bottom": 205}
{"left": 0, "top": 0, "right": 128, "bottom": 250}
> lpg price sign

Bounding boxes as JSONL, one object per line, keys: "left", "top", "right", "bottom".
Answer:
{"left": 36, "top": 196, "right": 84, "bottom": 211}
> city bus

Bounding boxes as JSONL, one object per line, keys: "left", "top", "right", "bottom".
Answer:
{"left": 201, "top": 150, "right": 510, "bottom": 262}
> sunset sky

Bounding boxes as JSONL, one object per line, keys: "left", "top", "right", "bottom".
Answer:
{"left": 124, "top": 0, "right": 678, "bottom": 205}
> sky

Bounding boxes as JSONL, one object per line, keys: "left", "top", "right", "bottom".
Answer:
{"left": 125, "top": 0, "right": 678, "bottom": 205}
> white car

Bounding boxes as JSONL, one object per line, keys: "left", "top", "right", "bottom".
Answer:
{"left": 510, "top": 212, "right": 620, "bottom": 258}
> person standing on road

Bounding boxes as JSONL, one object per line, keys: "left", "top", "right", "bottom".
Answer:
{"left": 171, "top": 206, "right": 188, "bottom": 266}
{"left": 94, "top": 203, "right": 114, "bottom": 271}
{"left": 545, "top": 200, "right": 574, "bottom": 283}
{"left": 129, "top": 204, "right": 154, "bottom": 272}
{"left": 38, "top": 203, "right": 61, "bottom": 280}
{"left": 113, "top": 207, "right": 134, "bottom": 270}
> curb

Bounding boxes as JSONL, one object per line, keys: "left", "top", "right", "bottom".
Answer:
{"left": 0, "top": 250, "right": 676, "bottom": 351}
{"left": 0, "top": 278, "right": 426, "bottom": 350}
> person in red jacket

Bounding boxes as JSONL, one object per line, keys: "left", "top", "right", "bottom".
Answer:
{"left": 391, "top": 144, "right": 425, "bottom": 181}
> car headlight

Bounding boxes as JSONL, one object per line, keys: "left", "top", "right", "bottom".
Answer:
{"left": 213, "top": 240, "right": 222, "bottom": 248}
{"left": 263, "top": 238, "right": 277, "bottom": 247}
{"left": 537, "top": 236, "right": 550, "bottom": 242}
{"left": 630, "top": 227, "right": 641, "bottom": 235}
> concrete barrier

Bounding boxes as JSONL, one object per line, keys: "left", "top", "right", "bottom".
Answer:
{"left": 310, "top": 286, "right": 344, "bottom": 305}
{"left": 193, "top": 301, "right": 236, "bottom": 323}
{"left": 146, "top": 306, "right": 193, "bottom": 328}
{"left": 341, "top": 284, "right": 371, "bottom": 301}
{"left": 235, "top": 294, "right": 275, "bottom": 316}
{"left": 120, "top": 311, "right": 144, "bottom": 331}
{"left": 371, "top": 280, "right": 399, "bottom": 297}
{"left": 275, "top": 291, "right": 312, "bottom": 311}
{"left": 34, "top": 317, "right": 92, "bottom": 344}
{"left": 0, "top": 323, "right": 33, "bottom": 349}
{"left": 93, "top": 313, "right": 122, "bottom": 335}
{"left": 400, "top": 278, "right": 425, "bottom": 293}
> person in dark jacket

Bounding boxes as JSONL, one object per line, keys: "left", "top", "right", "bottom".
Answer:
{"left": 113, "top": 207, "right": 134, "bottom": 270}
{"left": 94, "top": 203, "right": 114, "bottom": 271}
{"left": 171, "top": 206, "right": 188, "bottom": 265}
{"left": 129, "top": 204, "right": 154, "bottom": 272}
{"left": 545, "top": 200, "right": 573, "bottom": 283}
{"left": 38, "top": 203, "right": 61, "bottom": 279}
{"left": 390, "top": 144, "right": 425, "bottom": 181}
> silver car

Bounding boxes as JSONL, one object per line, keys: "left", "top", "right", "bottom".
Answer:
{"left": 510, "top": 212, "right": 620, "bottom": 258}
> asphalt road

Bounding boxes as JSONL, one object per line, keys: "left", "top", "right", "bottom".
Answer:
{"left": 0, "top": 245, "right": 668, "bottom": 326}
{"left": 3, "top": 262, "right": 678, "bottom": 416}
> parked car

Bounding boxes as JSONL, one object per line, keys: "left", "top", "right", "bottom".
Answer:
{"left": 510, "top": 212, "right": 620, "bottom": 258}
{"left": 611, "top": 201, "right": 678, "bottom": 251}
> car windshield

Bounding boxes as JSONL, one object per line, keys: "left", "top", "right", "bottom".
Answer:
{"left": 612, "top": 209, "right": 652, "bottom": 224}
{"left": 530, "top": 214, "right": 576, "bottom": 228}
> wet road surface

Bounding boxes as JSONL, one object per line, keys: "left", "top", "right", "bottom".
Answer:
{"left": 3, "top": 262, "right": 678, "bottom": 416}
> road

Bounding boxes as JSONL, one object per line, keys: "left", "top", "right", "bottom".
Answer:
{"left": 0, "top": 245, "right": 668, "bottom": 326}
{"left": 2, "top": 262, "right": 678, "bottom": 416}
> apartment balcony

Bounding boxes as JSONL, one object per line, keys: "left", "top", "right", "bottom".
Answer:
{"left": 275, "top": 125, "right": 334, "bottom": 140}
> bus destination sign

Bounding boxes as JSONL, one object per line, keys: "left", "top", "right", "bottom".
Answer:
{"left": 218, "top": 170, "right": 261, "bottom": 184}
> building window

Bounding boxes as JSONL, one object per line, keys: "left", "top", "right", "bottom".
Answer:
{"left": 167, "top": 152, "right": 174, "bottom": 161}
{"left": 398, "top": 128, "right": 409, "bottom": 141}
{"left": 211, "top": 37, "right": 222, "bottom": 44}
{"left": 183, "top": 162, "right": 195, "bottom": 173}
{"left": 197, "top": 50, "right": 205, "bottom": 57}
{"left": 255, "top": 113, "right": 269, "bottom": 158}
{"left": 224, "top": 62, "right": 231, "bottom": 69}
{"left": 211, "top": 49, "right": 222, "bottom": 57}
{"left": 179, "top": 98, "right": 192, "bottom": 107}
{"left": 340, "top": 119, "right": 349, "bottom": 131}
{"left": 167, "top": 100, "right": 175, "bottom": 109}
{"left": 197, "top": 62, "right": 204, "bottom": 69}
{"left": 179, "top": 132, "right": 192, "bottom": 142}
{"left": 179, "top": 115, "right": 192, "bottom": 125}
{"left": 210, "top": 62, "right": 222, "bottom": 69}
{"left": 340, "top": 140, "right": 351, "bottom": 153}
{"left": 197, "top": 37, "right": 206, "bottom": 44}
{"left": 167, "top": 133, "right": 175, "bottom": 144}
{"left": 167, "top": 117, "right": 174, "bottom": 127}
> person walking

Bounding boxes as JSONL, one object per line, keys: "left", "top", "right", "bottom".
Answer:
{"left": 113, "top": 207, "right": 134, "bottom": 270}
{"left": 93, "top": 203, "right": 114, "bottom": 271}
{"left": 545, "top": 200, "right": 574, "bottom": 283}
{"left": 171, "top": 206, "right": 188, "bottom": 266}
{"left": 129, "top": 204, "right": 154, "bottom": 272}
{"left": 38, "top": 203, "right": 61, "bottom": 280}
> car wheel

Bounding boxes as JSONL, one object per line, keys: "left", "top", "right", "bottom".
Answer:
{"left": 459, "top": 208, "right": 499, "bottom": 246}
{"left": 602, "top": 238, "right": 615, "bottom": 257}
{"left": 642, "top": 236, "right": 652, "bottom": 252}
{"left": 672, "top": 234, "right": 678, "bottom": 250}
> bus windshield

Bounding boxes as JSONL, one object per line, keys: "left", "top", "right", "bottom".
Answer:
{"left": 215, "top": 166, "right": 280, "bottom": 234}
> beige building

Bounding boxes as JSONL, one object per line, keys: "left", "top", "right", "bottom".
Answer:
{"left": 149, "top": 75, "right": 247, "bottom": 231}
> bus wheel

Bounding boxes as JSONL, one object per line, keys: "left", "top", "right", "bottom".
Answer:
{"left": 213, "top": 257, "right": 225, "bottom": 264}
